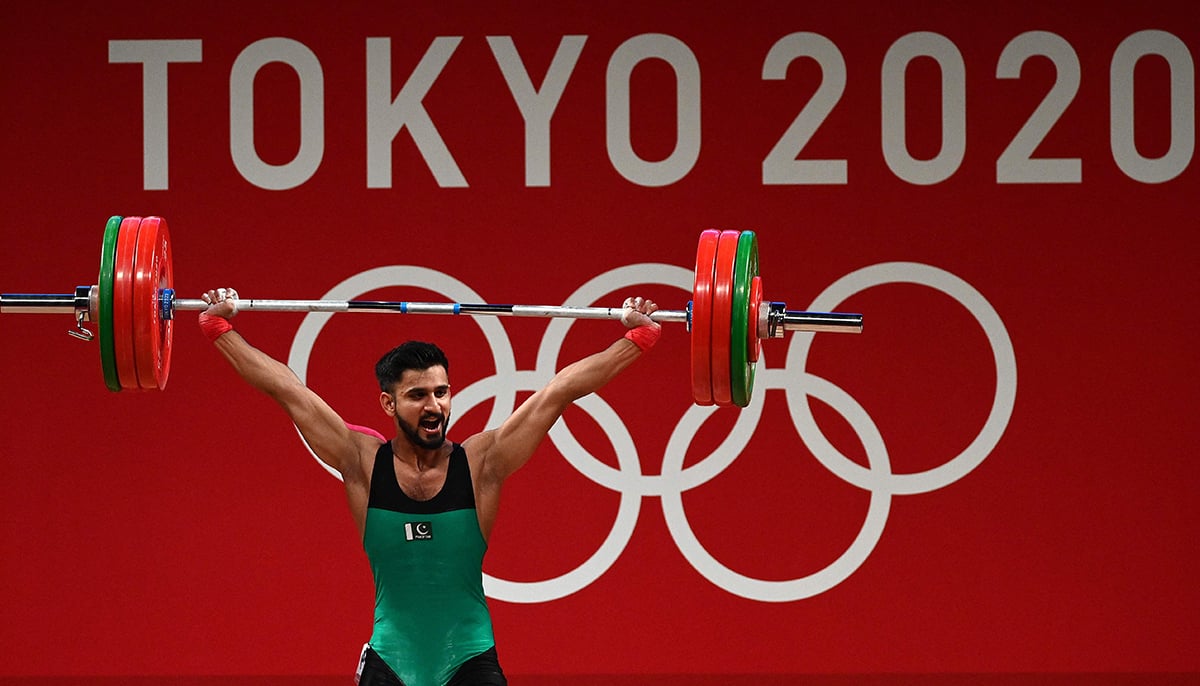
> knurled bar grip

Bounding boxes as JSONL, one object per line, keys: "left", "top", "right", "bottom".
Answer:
{"left": 175, "top": 298, "right": 694, "bottom": 321}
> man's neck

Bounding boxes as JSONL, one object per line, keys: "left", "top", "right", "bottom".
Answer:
{"left": 391, "top": 438, "right": 449, "bottom": 471}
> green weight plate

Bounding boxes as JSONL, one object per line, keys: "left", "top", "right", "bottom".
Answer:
{"left": 747, "top": 275, "right": 762, "bottom": 364}
{"left": 97, "top": 216, "right": 123, "bottom": 392}
{"left": 730, "top": 230, "right": 758, "bottom": 408}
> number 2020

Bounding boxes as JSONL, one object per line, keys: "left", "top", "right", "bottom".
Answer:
{"left": 763, "top": 29, "right": 1194, "bottom": 185}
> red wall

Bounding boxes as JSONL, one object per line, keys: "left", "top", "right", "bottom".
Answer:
{"left": 1, "top": 1, "right": 1196, "bottom": 682}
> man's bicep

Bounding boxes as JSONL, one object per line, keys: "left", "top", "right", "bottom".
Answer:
{"left": 480, "top": 389, "right": 569, "bottom": 482}
{"left": 276, "top": 385, "right": 357, "bottom": 473}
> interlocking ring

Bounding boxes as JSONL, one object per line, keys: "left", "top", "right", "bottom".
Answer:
{"left": 287, "top": 266, "right": 520, "bottom": 479}
{"left": 288, "top": 261, "right": 1017, "bottom": 603}
{"left": 786, "top": 262, "right": 1017, "bottom": 495}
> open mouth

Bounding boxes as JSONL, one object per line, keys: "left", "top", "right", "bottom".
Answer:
{"left": 419, "top": 415, "right": 443, "bottom": 433}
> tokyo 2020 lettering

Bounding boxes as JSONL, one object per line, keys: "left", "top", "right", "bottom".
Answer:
{"left": 109, "top": 30, "right": 1193, "bottom": 190}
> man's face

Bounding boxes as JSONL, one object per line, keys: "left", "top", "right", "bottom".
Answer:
{"left": 383, "top": 365, "right": 451, "bottom": 450}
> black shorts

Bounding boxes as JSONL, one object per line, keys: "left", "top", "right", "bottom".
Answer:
{"left": 357, "top": 645, "right": 506, "bottom": 686}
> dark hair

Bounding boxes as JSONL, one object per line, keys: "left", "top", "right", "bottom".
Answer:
{"left": 375, "top": 341, "right": 450, "bottom": 392}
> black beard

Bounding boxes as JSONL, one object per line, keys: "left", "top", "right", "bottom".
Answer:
{"left": 397, "top": 412, "right": 449, "bottom": 450}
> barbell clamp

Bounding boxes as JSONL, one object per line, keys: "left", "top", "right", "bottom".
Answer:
{"left": 67, "top": 286, "right": 97, "bottom": 341}
{"left": 161, "top": 288, "right": 176, "bottom": 321}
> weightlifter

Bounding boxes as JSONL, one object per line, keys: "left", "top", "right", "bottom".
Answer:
{"left": 197, "top": 287, "right": 661, "bottom": 686}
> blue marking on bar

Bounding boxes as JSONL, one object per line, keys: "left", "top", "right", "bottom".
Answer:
{"left": 161, "top": 289, "right": 175, "bottom": 321}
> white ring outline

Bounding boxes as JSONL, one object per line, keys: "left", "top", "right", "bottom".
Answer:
{"left": 452, "top": 373, "right": 643, "bottom": 603}
{"left": 661, "top": 371, "right": 892, "bottom": 602}
{"left": 786, "top": 262, "right": 1017, "bottom": 495}
{"left": 537, "top": 263, "right": 767, "bottom": 496}
{"left": 287, "top": 266, "right": 519, "bottom": 479}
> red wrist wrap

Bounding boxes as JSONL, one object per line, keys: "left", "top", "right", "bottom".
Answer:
{"left": 198, "top": 312, "right": 234, "bottom": 342}
{"left": 624, "top": 324, "right": 661, "bottom": 352}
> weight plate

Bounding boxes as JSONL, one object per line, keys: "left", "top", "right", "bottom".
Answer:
{"left": 113, "top": 216, "right": 142, "bottom": 390}
{"left": 710, "top": 230, "right": 740, "bottom": 406}
{"left": 133, "top": 216, "right": 173, "bottom": 390}
{"left": 690, "top": 230, "right": 720, "bottom": 405}
{"left": 729, "top": 231, "right": 759, "bottom": 408}
{"left": 97, "top": 216, "right": 123, "bottom": 392}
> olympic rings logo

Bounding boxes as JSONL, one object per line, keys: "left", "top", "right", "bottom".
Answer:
{"left": 286, "top": 262, "right": 1016, "bottom": 604}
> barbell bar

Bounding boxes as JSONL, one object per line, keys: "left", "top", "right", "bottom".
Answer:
{"left": 0, "top": 216, "right": 863, "bottom": 406}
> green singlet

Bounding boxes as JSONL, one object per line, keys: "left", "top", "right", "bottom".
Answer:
{"left": 363, "top": 442, "right": 496, "bottom": 686}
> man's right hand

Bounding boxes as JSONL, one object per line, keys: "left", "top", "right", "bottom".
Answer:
{"left": 199, "top": 288, "right": 239, "bottom": 342}
{"left": 200, "top": 287, "right": 240, "bottom": 319}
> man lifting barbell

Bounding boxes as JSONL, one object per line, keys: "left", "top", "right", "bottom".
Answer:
{"left": 0, "top": 216, "right": 865, "bottom": 683}
{"left": 198, "top": 286, "right": 662, "bottom": 686}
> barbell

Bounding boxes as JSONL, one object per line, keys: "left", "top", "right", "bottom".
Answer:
{"left": 0, "top": 215, "right": 862, "bottom": 407}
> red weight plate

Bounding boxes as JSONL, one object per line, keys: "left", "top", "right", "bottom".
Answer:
{"left": 113, "top": 216, "right": 143, "bottom": 390}
{"left": 157, "top": 218, "right": 174, "bottom": 389}
{"left": 710, "top": 230, "right": 740, "bottom": 406}
{"left": 690, "top": 230, "right": 720, "bottom": 405}
{"left": 748, "top": 275, "right": 762, "bottom": 364}
{"left": 133, "top": 216, "right": 174, "bottom": 390}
